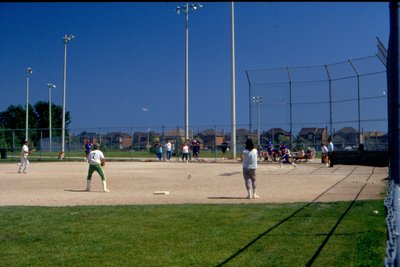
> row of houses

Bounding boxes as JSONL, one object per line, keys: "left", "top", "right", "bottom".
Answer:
{"left": 75, "top": 127, "right": 388, "bottom": 151}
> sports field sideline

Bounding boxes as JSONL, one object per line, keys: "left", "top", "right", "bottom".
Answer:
{"left": 0, "top": 160, "right": 388, "bottom": 206}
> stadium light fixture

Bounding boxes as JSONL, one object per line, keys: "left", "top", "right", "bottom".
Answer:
{"left": 25, "top": 67, "right": 33, "bottom": 141}
{"left": 47, "top": 83, "right": 56, "bottom": 152}
{"left": 60, "top": 34, "right": 74, "bottom": 160}
{"left": 175, "top": 2, "right": 203, "bottom": 140}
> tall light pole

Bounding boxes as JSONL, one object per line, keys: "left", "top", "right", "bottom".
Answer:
{"left": 25, "top": 67, "right": 32, "bottom": 141}
{"left": 60, "top": 34, "right": 74, "bottom": 159}
{"left": 176, "top": 2, "right": 203, "bottom": 141}
{"left": 231, "top": 2, "right": 236, "bottom": 160}
{"left": 252, "top": 96, "right": 263, "bottom": 145}
{"left": 47, "top": 83, "right": 56, "bottom": 152}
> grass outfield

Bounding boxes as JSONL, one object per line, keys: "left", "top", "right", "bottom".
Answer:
{"left": 0, "top": 200, "right": 386, "bottom": 266}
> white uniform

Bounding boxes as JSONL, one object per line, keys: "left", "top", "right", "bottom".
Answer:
{"left": 18, "top": 144, "right": 29, "bottom": 173}
{"left": 88, "top": 149, "right": 105, "bottom": 165}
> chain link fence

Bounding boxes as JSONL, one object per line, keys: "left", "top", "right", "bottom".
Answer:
{"left": 246, "top": 54, "right": 388, "bottom": 151}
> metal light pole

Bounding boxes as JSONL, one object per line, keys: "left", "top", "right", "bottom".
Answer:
{"left": 60, "top": 34, "right": 74, "bottom": 159}
{"left": 176, "top": 2, "right": 203, "bottom": 141}
{"left": 25, "top": 67, "right": 32, "bottom": 141}
{"left": 252, "top": 96, "right": 263, "bottom": 145}
{"left": 47, "top": 83, "right": 56, "bottom": 152}
{"left": 231, "top": 1, "right": 237, "bottom": 160}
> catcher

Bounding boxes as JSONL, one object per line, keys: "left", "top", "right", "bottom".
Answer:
{"left": 86, "top": 143, "right": 110, "bottom": 192}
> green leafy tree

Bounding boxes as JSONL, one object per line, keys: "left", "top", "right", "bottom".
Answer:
{"left": 33, "top": 101, "right": 71, "bottom": 138}
{"left": 0, "top": 102, "right": 71, "bottom": 148}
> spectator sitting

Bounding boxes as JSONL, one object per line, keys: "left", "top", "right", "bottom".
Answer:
{"left": 293, "top": 147, "right": 306, "bottom": 162}
{"left": 306, "top": 146, "right": 316, "bottom": 160}
{"left": 280, "top": 148, "right": 298, "bottom": 168}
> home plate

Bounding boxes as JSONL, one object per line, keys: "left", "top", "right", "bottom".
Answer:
{"left": 153, "top": 191, "right": 170, "bottom": 195}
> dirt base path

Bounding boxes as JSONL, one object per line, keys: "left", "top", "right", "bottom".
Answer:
{"left": 0, "top": 160, "right": 388, "bottom": 206}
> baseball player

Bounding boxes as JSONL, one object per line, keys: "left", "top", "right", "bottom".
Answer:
{"left": 86, "top": 143, "right": 110, "bottom": 192}
{"left": 240, "top": 138, "right": 259, "bottom": 199}
{"left": 18, "top": 140, "right": 35, "bottom": 174}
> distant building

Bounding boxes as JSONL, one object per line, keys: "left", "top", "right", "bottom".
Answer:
{"left": 194, "top": 128, "right": 225, "bottom": 149}
{"left": 262, "top": 128, "right": 292, "bottom": 145}
{"left": 77, "top": 131, "right": 100, "bottom": 144}
{"left": 132, "top": 130, "right": 159, "bottom": 150}
{"left": 298, "top": 127, "right": 328, "bottom": 148}
{"left": 102, "top": 132, "right": 132, "bottom": 150}
{"left": 333, "top": 127, "right": 359, "bottom": 149}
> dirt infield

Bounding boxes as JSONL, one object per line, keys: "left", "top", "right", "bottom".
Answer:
{"left": 0, "top": 160, "right": 388, "bottom": 206}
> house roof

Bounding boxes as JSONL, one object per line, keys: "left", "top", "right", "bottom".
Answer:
{"left": 105, "top": 132, "right": 132, "bottom": 138}
{"left": 336, "top": 127, "right": 357, "bottom": 134}
{"left": 298, "top": 127, "right": 326, "bottom": 136}
{"left": 265, "top": 128, "right": 290, "bottom": 135}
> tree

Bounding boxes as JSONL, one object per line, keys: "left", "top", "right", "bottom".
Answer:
{"left": 0, "top": 102, "right": 71, "bottom": 148}
{"left": 33, "top": 101, "right": 71, "bottom": 138}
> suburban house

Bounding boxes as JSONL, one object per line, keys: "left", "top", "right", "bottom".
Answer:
{"left": 77, "top": 131, "right": 100, "bottom": 144}
{"left": 102, "top": 132, "right": 133, "bottom": 150}
{"left": 333, "top": 127, "right": 359, "bottom": 149}
{"left": 261, "top": 128, "right": 292, "bottom": 145}
{"left": 298, "top": 127, "right": 328, "bottom": 147}
{"left": 193, "top": 128, "right": 225, "bottom": 150}
{"left": 132, "top": 130, "right": 160, "bottom": 150}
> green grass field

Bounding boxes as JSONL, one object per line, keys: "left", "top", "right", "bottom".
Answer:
{"left": 0, "top": 200, "right": 386, "bottom": 266}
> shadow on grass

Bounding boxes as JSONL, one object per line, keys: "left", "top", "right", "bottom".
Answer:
{"left": 216, "top": 167, "right": 363, "bottom": 266}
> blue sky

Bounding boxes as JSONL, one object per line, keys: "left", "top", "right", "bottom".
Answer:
{"left": 0, "top": 2, "right": 389, "bottom": 133}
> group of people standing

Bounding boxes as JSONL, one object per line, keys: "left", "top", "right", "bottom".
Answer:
{"left": 154, "top": 139, "right": 201, "bottom": 163}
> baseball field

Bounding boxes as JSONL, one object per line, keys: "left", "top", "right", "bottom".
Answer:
{"left": 0, "top": 160, "right": 387, "bottom": 206}
{"left": 0, "top": 160, "right": 388, "bottom": 266}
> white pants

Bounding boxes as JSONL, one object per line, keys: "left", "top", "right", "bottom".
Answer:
{"left": 19, "top": 156, "right": 29, "bottom": 172}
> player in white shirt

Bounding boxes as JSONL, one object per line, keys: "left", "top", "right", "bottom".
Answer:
{"left": 241, "top": 138, "right": 259, "bottom": 199}
{"left": 182, "top": 142, "right": 189, "bottom": 163}
{"left": 86, "top": 143, "right": 110, "bottom": 192}
{"left": 18, "top": 140, "right": 35, "bottom": 174}
{"left": 165, "top": 141, "right": 172, "bottom": 161}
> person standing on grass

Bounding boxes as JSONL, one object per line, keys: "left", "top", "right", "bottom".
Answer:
{"left": 240, "top": 138, "right": 259, "bottom": 199}
{"left": 18, "top": 140, "right": 35, "bottom": 174}
{"left": 86, "top": 143, "right": 110, "bottom": 192}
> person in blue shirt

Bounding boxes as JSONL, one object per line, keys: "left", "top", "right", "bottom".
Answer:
{"left": 83, "top": 140, "right": 92, "bottom": 162}
{"left": 155, "top": 142, "right": 163, "bottom": 161}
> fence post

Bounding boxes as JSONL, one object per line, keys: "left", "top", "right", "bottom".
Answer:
{"left": 387, "top": 2, "right": 400, "bottom": 265}
{"left": 246, "top": 70, "right": 252, "bottom": 134}
{"left": 214, "top": 125, "right": 217, "bottom": 162}
{"left": 324, "top": 64, "right": 333, "bottom": 138}
{"left": 286, "top": 67, "right": 293, "bottom": 148}
{"left": 131, "top": 127, "right": 134, "bottom": 160}
{"left": 348, "top": 59, "right": 362, "bottom": 146}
